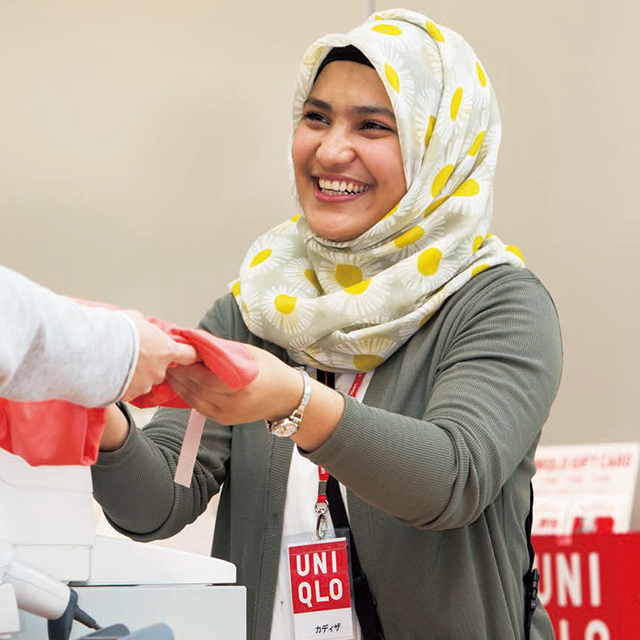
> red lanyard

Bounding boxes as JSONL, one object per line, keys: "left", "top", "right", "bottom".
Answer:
{"left": 346, "top": 371, "right": 367, "bottom": 398}
{"left": 314, "top": 371, "right": 367, "bottom": 538}
{"left": 315, "top": 465, "right": 330, "bottom": 538}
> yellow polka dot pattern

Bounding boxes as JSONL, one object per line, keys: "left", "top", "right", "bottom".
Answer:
{"left": 345, "top": 278, "right": 371, "bottom": 295}
{"left": 425, "top": 20, "right": 445, "bottom": 43}
{"left": 425, "top": 115, "right": 436, "bottom": 148}
{"left": 450, "top": 88, "right": 463, "bottom": 121}
{"left": 335, "top": 264, "right": 363, "bottom": 288}
{"left": 372, "top": 24, "right": 402, "bottom": 36}
{"left": 304, "top": 269, "right": 322, "bottom": 293}
{"left": 468, "top": 131, "right": 485, "bottom": 156}
{"left": 233, "top": 9, "right": 525, "bottom": 372}
{"left": 454, "top": 179, "right": 480, "bottom": 197}
{"left": 394, "top": 226, "right": 425, "bottom": 248}
{"left": 506, "top": 246, "right": 525, "bottom": 261}
{"left": 472, "top": 264, "right": 490, "bottom": 277}
{"left": 354, "top": 354, "right": 385, "bottom": 371}
{"left": 274, "top": 294, "right": 297, "bottom": 315}
{"left": 418, "top": 248, "right": 442, "bottom": 276}
{"left": 432, "top": 165, "right": 455, "bottom": 198}
{"left": 250, "top": 248, "right": 271, "bottom": 268}
{"left": 476, "top": 62, "right": 487, "bottom": 87}
{"left": 385, "top": 63, "right": 400, "bottom": 93}
{"left": 424, "top": 196, "right": 449, "bottom": 217}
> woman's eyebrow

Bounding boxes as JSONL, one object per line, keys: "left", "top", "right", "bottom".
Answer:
{"left": 353, "top": 105, "right": 396, "bottom": 122}
{"left": 303, "top": 97, "right": 396, "bottom": 122}
{"left": 303, "top": 97, "right": 332, "bottom": 111}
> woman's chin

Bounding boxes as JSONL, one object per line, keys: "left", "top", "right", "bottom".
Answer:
{"left": 308, "top": 223, "right": 359, "bottom": 243}
{"left": 304, "top": 211, "right": 367, "bottom": 243}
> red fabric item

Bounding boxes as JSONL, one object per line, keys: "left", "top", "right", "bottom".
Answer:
{"left": 0, "top": 398, "right": 106, "bottom": 466}
{"left": 129, "top": 318, "right": 257, "bottom": 408}
{"left": 0, "top": 304, "right": 258, "bottom": 466}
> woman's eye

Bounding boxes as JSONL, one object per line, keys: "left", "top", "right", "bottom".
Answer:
{"left": 303, "top": 111, "right": 329, "bottom": 125}
{"left": 360, "top": 120, "right": 391, "bottom": 132}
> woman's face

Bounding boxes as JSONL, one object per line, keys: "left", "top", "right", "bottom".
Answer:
{"left": 292, "top": 60, "right": 406, "bottom": 242}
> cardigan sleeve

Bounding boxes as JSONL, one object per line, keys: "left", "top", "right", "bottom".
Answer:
{"left": 0, "top": 265, "right": 138, "bottom": 406}
{"left": 91, "top": 295, "right": 241, "bottom": 540}
{"left": 91, "top": 403, "right": 232, "bottom": 540}
{"left": 305, "top": 269, "right": 563, "bottom": 530}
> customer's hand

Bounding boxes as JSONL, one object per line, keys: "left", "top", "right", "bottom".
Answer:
{"left": 121, "top": 310, "right": 197, "bottom": 402}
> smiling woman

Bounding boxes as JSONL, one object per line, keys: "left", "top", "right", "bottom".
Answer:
{"left": 92, "top": 8, "right": 562, "bottom": 640}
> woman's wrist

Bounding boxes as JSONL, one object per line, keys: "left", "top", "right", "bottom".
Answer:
{"left": 264, "top": 365, "right": 306, "bottom": 424}
{"left": 100, "top": 403, "right": 131, "bottom": 452}
{"left": 290, "top": 379, "right": 345, "bottom": 452}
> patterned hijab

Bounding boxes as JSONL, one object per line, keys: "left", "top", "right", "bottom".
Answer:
{"left": 232, "top": 8, "right": 524, "bottom": 372}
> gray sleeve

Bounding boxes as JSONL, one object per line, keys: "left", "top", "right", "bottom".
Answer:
{"left": 92, "top": 404, "right": 231, "bottom": 540}
{"left": 0, "top": 265, "right": 138, "bottom": 406}
{"left": 306, "top": 272, "right": 563, "bottom": 530}
{"left": 91, "top": 295, "right": 239, "bottom": 540}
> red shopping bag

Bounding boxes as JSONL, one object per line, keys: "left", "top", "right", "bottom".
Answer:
{"left": 533, "top": 532, "right": 640, "bottom": 638}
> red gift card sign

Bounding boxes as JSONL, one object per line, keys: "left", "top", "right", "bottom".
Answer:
{"left": 288, "top": 538, "right": 354, "bottom": 640}
{"left": 533, "top": 532, "right": 640, "bottom": 639}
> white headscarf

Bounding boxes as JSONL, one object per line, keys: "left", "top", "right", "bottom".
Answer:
{"left": 232, "top": 8, "right": 524, "bottom": 372}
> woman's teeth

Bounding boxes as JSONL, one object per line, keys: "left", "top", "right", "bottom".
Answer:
{"left": 318, "top": 178, "right": 369, "bottom": 195}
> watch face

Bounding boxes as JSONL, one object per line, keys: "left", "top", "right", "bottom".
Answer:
{"left": 266, "top": 418, "right": 299, "bottom": 438}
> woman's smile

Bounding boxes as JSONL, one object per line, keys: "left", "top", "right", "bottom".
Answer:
{"left": 314, "top": 176, "right": 372, "bottom": 201}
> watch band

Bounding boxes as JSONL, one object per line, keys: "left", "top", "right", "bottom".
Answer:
{"left": 265, "top": 368, "right": 312, "bottom": 437}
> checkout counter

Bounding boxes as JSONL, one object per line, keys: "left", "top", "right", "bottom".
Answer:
{"left": 0, "top": 449, "right": 246, "bottom": 640}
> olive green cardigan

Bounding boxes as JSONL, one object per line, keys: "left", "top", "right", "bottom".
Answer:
{"left": 93, "top": 265, "right": 562, "bottom": 640}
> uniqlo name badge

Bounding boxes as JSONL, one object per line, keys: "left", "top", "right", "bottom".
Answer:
{"left": 287, "top": 537, "right": 355, "bottom": 640}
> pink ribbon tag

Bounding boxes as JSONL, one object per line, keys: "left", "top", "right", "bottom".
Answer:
{"left": 174, "top": 409, "right": 207, "bottom": 487}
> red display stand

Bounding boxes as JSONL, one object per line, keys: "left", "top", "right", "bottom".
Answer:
{"left": 532, "top": 532, "right": 640, "bottom": 638}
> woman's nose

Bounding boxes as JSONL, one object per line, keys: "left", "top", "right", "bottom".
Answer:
{"left": 315, "top": 129, "right": 356, "bottom": 166}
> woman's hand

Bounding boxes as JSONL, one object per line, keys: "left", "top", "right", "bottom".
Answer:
{"left": 166, "top": 344, "right": 345, "bottom": 451}
{"left": 166, "top": 345, "right": 303, "bottom": 425}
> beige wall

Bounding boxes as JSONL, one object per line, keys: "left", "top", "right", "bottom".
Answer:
{"left": 1, "top": 0, "right": 638, "bottom": 515}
